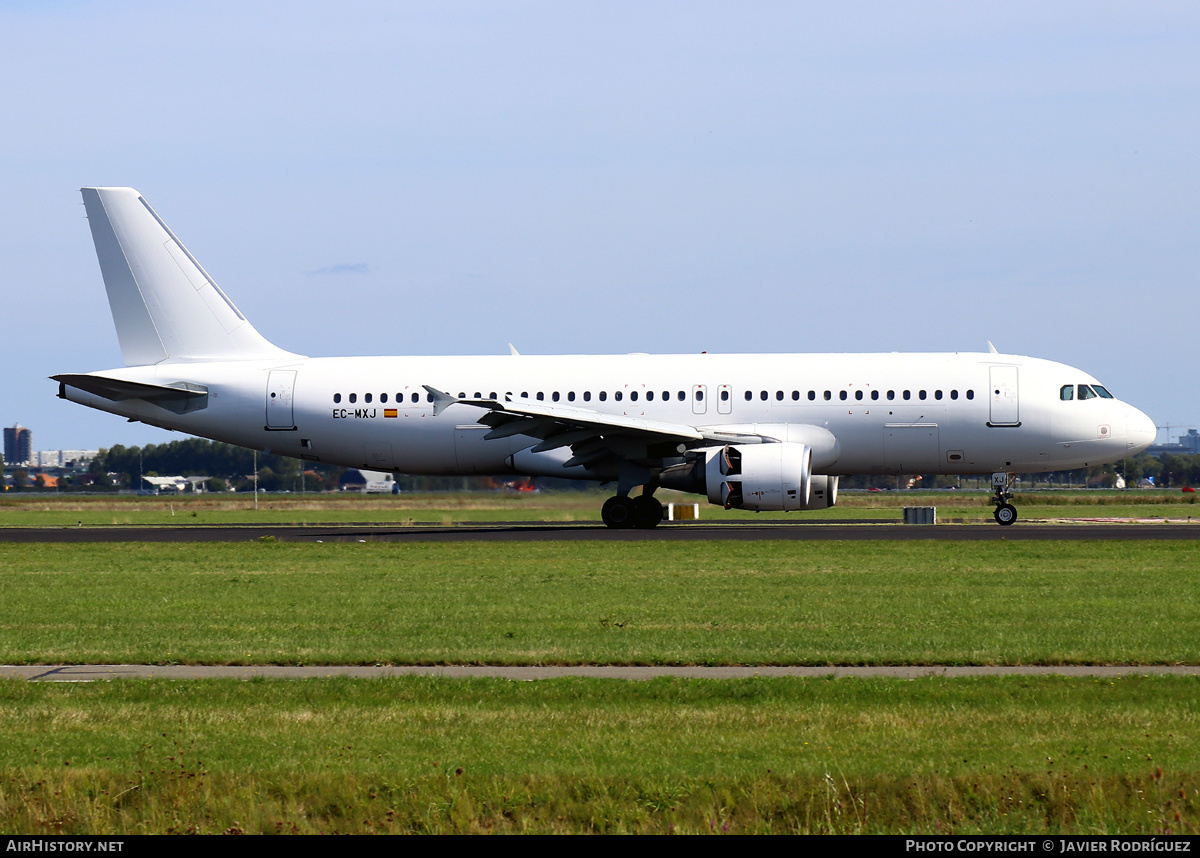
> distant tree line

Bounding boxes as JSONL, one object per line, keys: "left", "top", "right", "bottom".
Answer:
{"left": 67, "top": 439, "right": 341, "bottom": 493}
{"left": 39, "top": 439, "right": 542, "bottom": 493}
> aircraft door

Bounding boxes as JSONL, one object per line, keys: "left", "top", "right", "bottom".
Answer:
{"left": 265, "top": 370, "right": 297, "bottom": 430}
{"left": 692, "top": 384, "right": 708, "bottom": 415}
{"left": 717, "top": 384, "right": 732, "bottom": 414}
{"left": 988, "top": 366, "right": 1020, "bottom": 426}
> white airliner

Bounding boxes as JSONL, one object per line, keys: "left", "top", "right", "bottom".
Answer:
{"left": 55, "top": 187, "right": 1156, "bottom": 527}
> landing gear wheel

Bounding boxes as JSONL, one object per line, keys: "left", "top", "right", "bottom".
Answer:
{"left": 601, "top": 496, "right": 635, "bottom": 529}
{"left": 632, "top": 496, "right": 665, "bottom": 529}
{"left": 994, "top": 503, "right": 1017, "bottom": 526}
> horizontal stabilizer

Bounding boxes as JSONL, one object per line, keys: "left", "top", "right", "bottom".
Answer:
{"left": 54, "top": 373, "right": 209, "bottom": 415}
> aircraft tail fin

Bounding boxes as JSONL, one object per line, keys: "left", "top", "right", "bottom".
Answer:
{"left": 80, "top": 187, "right": 299, "bottom": 366}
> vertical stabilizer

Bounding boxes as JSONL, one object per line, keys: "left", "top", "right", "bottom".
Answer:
{"left": 81, "top": 187, "right": 298, "bottom": 366}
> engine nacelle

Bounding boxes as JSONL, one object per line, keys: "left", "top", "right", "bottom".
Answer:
{"left": 805, "top": 474, "right": 839, "bottom": 510}
{"left": 704, "top": 442, "right": 812, "bottom": 511}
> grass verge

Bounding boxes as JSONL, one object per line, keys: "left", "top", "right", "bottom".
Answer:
{"left": 0, "top": 541, "right": 1198, "bottom": 665}
{"left": 0, "top": 675, "right": 1196, "bottom": 834}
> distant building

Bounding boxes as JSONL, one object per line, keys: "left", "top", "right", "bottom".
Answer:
{"left": 32, "top": 450, "right": 98, "bottom": 470}
{"left": 4, "top": 425, "right": 32, "bottom": 466}
{"left": 142, "top": 476, "right": 210, "bottom": 493}
{"left": 1146, "top": 429, "right": 1200, "bottom": 457}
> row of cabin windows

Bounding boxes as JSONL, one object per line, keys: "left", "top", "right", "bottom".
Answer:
{"left": 333, "top": 392, "right": 433, "bottom": 405}
{"left": 746, "top": 389, "right": 974, "bottom": 402}
{"left": 532, "top": 390, "right": 692, "bottom": 403}
{"left": 331, "top": 390, "right": 700, "bottom": 405}
{"left": 333, "top": 388, "right": 975, "bottom": 405}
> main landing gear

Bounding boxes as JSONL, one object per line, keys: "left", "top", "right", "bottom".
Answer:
{"left": 991, "top": 472, "right": 1017, "bottom": 526}
{"left": 601, "top": 494, "right": 665, "bottom": 529}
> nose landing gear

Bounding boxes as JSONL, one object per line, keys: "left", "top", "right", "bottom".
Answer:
{"left": 991, "top": 472, "right": 1017, "bottom": 525}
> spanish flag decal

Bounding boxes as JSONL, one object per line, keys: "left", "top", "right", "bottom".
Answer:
{"left": 384, "top": 409, "right": 398, "bottom": 418}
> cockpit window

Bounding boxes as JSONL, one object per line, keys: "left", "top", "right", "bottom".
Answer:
{"left": 1060, "top": 385, "right": 1074, "bottom": 401}
{"left": 1093, "top": 385, "right": 1114, "bottom": 399}
{"left": 1078, "top": 385, "right": 1097, "bottom": 400}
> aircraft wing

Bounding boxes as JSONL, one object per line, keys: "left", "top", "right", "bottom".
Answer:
{"left": 424, "top": 386, "right": 767, "bottom": 469}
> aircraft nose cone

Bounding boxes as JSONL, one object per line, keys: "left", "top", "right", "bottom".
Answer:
{"left": 1126, "top": 407, "right": 1156, "bottom": 454}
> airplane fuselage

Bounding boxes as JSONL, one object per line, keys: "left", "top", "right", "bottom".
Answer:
{"left": 61, "top": 350, "right": 1152, "bottom": 479}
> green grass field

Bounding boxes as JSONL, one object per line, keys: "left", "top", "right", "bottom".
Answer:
{"left": 2, "top": 493, "right": 1198, "bottom": 833}
{"left": 1, "top": 675, "right": 1197, "bottom": 834}
{"left": 0, "top": 540, "right": 1198, "bottom": 665}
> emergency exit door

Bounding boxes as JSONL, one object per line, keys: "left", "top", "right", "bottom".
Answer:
{"left": 988, "top": 366, "right": 1020, "bottom": 426}
{"left": 266, "top": 370, "right": 297, "bottom": 430}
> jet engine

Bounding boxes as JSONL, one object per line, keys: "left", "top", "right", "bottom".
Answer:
{"left": 704, "top": 442, "right": 813, "bottom": 511}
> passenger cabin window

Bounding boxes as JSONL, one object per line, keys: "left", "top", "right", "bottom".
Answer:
{"left": 333, "top": 393, "right": 341, "bottom": 403}
{"left": 808, "top": 391, "right": 816, "bottom": 401}
{"left": 552, "top": 392, "right": 560, "bottom": 402}
{"left": 599, "top": 391, "right": 607, "bottom": 401}
{"left": 871, "top": 390, "right": 879, "bottom": 400}
{"left": 745, "top": 391, "right": 753, "bottom": 401}
{"left": 966, "top": 390, "right": 974, "bottom": 400}
{"left": 615, "top": 391, "right": 623, "bottom": 401}
{"left": 839, "top": 391, "right": 847, "bottom": 401}
{"left": 887, "top": 390, "right": 895, "bottom": 400}
{"left": 630, "top": 391, "right": 638, "bottom": 402}
{"left": 349, "top": 393, "right": 357, "bottom": 404}
{"left": 537, "top": 392, "right": 544, "bottom": 401}
{"left": 365, "top": 393, "right": 373, "bottom": 403}
{"left": 584, "top": 391, "right": 591, "bottom": 401}
{"left": 677, "top": 391, "right": 685, "bottom": 401}
{"left": 855, "top": 390, "right": 863, "bottom": 401}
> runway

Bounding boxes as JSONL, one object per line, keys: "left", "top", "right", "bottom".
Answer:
{"left": 2, "top": 520, "right": 1199, "bottom": 542}
{"left": 4, "top": 664, "right": 1198, "bottom": 681}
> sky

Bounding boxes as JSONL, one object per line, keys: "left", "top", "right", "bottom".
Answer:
{"left": 1, "top": 1, "right": 1197, "bottom": 452}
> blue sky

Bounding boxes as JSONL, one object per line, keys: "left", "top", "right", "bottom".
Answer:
{"left": 2, "top": 1, "right": 1197, "bottom": 452}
